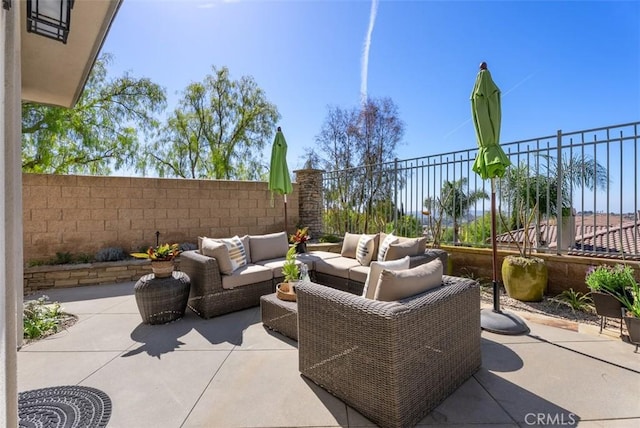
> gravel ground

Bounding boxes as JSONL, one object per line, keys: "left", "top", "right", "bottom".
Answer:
{"left": 479, "top": 285, "right": 606, "bottom": 327}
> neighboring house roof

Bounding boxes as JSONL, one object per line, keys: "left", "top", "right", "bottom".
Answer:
{"left": 21, "top": 0, "right": 123, "bottom": 107}
{"left": 495, "top": 215, "right": 640, "bottom": 260}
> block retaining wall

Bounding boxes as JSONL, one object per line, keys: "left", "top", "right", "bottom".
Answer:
{"left": 23, "top": 173, "right": 299, "bottom": 264}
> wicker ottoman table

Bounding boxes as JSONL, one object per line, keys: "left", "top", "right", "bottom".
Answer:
{"left": 260, "top": 293, "right": 298, "bottom": 341}
{"left": 134, "top": 271, "right": 191, "bottom": 325}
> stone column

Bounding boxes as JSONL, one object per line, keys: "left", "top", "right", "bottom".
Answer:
{"left": 1, "top": 2, "right": 22, "bottom": 426}
{"left": 294, "top": 168, "right": 325, "bottom": 240}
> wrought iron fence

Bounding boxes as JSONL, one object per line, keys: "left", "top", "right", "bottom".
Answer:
{"left": 321, "top": 121, "right": 640, "bottom": 259}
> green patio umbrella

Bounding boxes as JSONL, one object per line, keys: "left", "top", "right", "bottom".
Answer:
{"left": 471, "top": 62, "right": 527, "bottom": 335}
{"left": 269, "top": 127, "right": 293, "bottom": 232}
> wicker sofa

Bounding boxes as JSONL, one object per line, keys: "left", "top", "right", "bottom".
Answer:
{"left": 180, "top": 231, "right": 449, "bottom": 318}
{"left": 296, "top": 277, "right": 481, "bottom": 428}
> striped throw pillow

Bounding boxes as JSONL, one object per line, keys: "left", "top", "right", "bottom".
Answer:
{"left": 356, "top": 234, "right": 376, "bottom": 266}
{"left": 378, "top": 233, "right": 398, "bottom": 261}
{"left": 222, "top": 235, "right": 248, "bottom": 271}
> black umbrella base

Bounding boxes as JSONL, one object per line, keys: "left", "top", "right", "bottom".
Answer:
{"left": 481, "top": 308, "right": 530, "bottom": 335}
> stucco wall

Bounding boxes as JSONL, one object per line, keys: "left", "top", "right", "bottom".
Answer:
{"left": 23, "top": 173, "right": 299, "bottom": 263}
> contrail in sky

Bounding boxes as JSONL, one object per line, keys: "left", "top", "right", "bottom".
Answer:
{"left": 442, "top": 72, "right": 536, "bottom": 140}
{"left": 361, "top": 0, "right": 379, "bottom": 104}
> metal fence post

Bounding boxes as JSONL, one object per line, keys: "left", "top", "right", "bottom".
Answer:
{"left": 556, "top": 129, "right": 563, "bottom": 255}
{"left": 394, "top": 158, "right": 399, "bottom": 230}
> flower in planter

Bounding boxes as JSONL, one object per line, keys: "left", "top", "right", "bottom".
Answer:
{"left": 290, "top": 227, "right": 310, "bottom": 244}
{"left": 131, "top": 243, "right": 181, "bottom": 261}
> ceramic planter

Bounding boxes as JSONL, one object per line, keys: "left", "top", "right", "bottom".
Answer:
{"left": 501, "top": 256, "right": 548, "bottom": 302}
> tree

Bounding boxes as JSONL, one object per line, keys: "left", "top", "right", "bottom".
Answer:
{"left": 22, "top": 53, "right": 166, "bottom": 174}
{"left": 426, "top": 178, "right": 488, "bottom": 244}
{"left": 146, "top": 66, "right": 280, "bottom": 180}
{"left": 311, "top": 97, "right": 404, "bottom": 234}
{"left": 500, "top": 154, "right": 607, "bottom": 229}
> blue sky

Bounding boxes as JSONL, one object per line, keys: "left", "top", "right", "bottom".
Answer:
{"left": 101, "top": 0, "right": 640, "bottom": 173}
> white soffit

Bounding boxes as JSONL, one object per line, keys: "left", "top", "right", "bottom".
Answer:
{"left": 20, "top": 0, "right": 123, "bottom": 108}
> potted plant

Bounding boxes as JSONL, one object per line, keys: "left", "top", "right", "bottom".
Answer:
{"left": 585, "top": 264, "right": 629, "bottom": 321}
{"left": 131, "top": 243, "right": 181, "bottom": 278}
{"left": 500, "top": 202, "right": 548, "bottom": 302}
{"left": 290, "top": 227, "right": 310, "bottom": 253}
{"left": 586, "top": 264, "right": 638, "bottom": 342}
{"left": 617, "top": 280, "right": 640, "bottom": 351}
{"left": 277, "top": 246, "right": 299, "bottom": 301}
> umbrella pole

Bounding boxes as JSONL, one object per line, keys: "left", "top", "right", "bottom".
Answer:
{"left": 284, "top": 194, "right": 288, "bottom": 233}
{"left": 491, "top": 179, "right": 500, "bottom": 312}
{"left": 480, "top": 178, "right": 529, "bottom": 335}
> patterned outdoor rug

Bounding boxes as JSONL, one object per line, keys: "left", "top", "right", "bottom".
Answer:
{"left": 18, "top": 386, "right": 111, "bottom": 428}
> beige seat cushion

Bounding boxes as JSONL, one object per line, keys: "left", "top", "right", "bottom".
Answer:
{"left": 374, "top": 259, "right": 443, "bottom": 301}
{"left": 362, "top": 256, "right": 411, "bottom": 299}
{"left": 256, "top": 257, "right": 313, "bottom": 279}
{"left": 249, "top": 232, "right": 289, "bottom": 263}
{"left": 221, "top": 264, "right": 273, "bottom": 289}
{"left": 340, "top": 232, "right": 361, "bottom": 259}
{"left": 348, "top": 265, "right": 370, "bottom": 284}
{"left": 314, "top": 256, "right": 361, "bottom": 279}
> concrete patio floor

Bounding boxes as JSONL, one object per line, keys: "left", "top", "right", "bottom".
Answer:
{"left": 19, "top": 281, "right": 640, "bottom": 428}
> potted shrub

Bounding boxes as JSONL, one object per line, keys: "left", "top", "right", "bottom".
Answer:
{"left": 585, "top": 264, "right": 630, "bottom": 331}
{"left": 277, "top": 246, "right": 299, "bottom": 301}
{"left": 131, "top": 243, "right": 181, "bottom": 278}
{"left": 587, "top": 264, "right": 639, "bottom": 346}
{"left": 290, "top": 227, "right": 310, "bottom": 253}
{"left": 500, "top": 203, "right": 548, "bottom": 302}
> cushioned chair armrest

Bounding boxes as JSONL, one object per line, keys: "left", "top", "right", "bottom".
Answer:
{"left": 180, "top": 250, "right": 224, "bottom": 295}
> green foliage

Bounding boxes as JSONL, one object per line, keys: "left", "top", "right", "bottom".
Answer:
{"left": 22, "top": 53, "right": 166, "bottom": 174}
{"left": 131, "top": 243, "right": 181, "bottom": 261}
{"left": 437, "top": 178, "right": 488, "bottom": 244}
{"left": 553, "top": 289, "right": 593, "bottom": 313}
{"left": 319, "top": 234, "right": 341, "bottom": 243}
{"left": 146, "top": 66, "right": 279, "bottom": 180}
{"left": 460, "top": 214, "right": 509, "bottom": 245}
{"left": 53, "top": 252, "right": 73, "bottom": 265}
{"left": 282, "top": 246, "right": 300, "bottom": 283}
{"left": 23, "top": 296, "right": 64, "bottom": 340}
{"left": 95, "top": 247, "right": 126, "bottom": 262}
{"left": 585, "top": 264, "right": 635, "bottom": 296}
{"left": 389, "top": 214, "right": 423, "bottom": 238}
{"left": 76, "top": 253, "right": 95, "bottom": 263}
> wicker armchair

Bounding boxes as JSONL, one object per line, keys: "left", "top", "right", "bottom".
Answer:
{"left": 296, "top": 276, "right": 481, "bottom": 428}
{"left": 180, "top": 250, "right": 273, "bottom": 318}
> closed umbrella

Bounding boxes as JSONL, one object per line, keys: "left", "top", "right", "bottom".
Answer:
{"left": 268, "top": 127, "right": 293, "bottom": 232}
{"left": 471, "top": 62, "right": 528, "bottom": 335}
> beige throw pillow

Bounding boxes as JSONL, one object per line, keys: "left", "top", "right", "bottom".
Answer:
{"left": 249, "top": 231, "right": 288, "bottom": 263}
{"left": 356, "top": 234, "right": 376, "bottom": 266}
{"left": 362, "top": 256, "right": 410, "bottom": 299}
{"left": 385, "top": 239, "right": 420, "bottom": 260}
{"left": 341, "top": 232, "right": 362, "bottom": 259}
{"left": 374, "top": 259, "right": 443, "bottom": 301}
{"left": 223, "top": 235, "right": 248, "bottom": 271}
{"left": 201, "top": 237, "right": 234, "bottom": 275}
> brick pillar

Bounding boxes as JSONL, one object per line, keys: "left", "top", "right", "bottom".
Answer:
{"left": 294, "top": 168, "right": 325, "bottom": 240}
